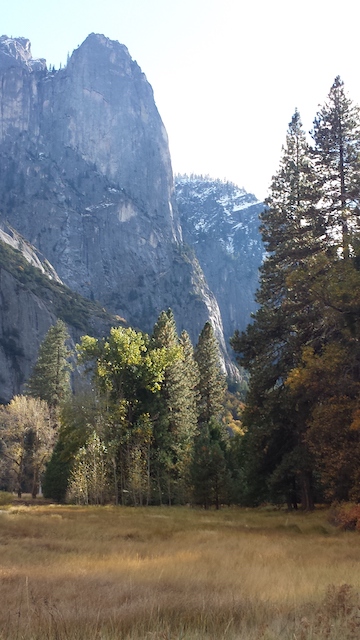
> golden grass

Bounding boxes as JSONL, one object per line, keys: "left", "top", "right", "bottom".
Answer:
{"left": 0, "top": 504, "right": 359, "bottom": 639}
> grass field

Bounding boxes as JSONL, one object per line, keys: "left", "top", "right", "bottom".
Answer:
{"left": 0, "top": 503, "right": 359, "bottom": 639}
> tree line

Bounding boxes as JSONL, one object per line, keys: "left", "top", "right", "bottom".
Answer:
{"left": 0, "top": 314, "right": 243, "bottom": 507}
{"left": 231, "top": 77, "right": 360, "bottom": 509}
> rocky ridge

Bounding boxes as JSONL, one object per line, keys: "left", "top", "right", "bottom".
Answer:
{"left": 0, "top": 34, "right": 240, "bottom": 398}
{"left": 175, "top": 176, "right": 264, "bottom": 341}
{"left": 0, "top": 36, "right": 226, "bottom": 329}
{"left": 0, "top": 234, "right": 118, "bottom": 403}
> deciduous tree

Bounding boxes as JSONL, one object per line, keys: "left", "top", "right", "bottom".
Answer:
{"left": 0, "top": 395, "right": 52, "bottom": 498}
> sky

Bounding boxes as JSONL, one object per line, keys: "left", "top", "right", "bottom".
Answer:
{"left": 2, "top": 0, "right": 360, "bottom": 200}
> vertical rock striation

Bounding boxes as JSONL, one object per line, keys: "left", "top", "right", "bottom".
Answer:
{"left": 0, "top": 34, "right": 232, "bottom": 382}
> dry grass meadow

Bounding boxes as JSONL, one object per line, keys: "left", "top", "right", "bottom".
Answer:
{"left": 0, "top": 503, "right": 360, "bottom": 639}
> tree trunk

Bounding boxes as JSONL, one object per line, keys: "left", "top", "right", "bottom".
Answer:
{"left": 299, "top": 471, "right": 314, "bottom": 511}
{"left": 112, "top": 457, "right": 118, "bottom": 506}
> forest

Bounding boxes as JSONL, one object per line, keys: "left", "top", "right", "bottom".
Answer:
{"left": 1, "top": 76, "right": 360, "bottom": 512}
{"left": 232, "top": 76, "right": 360, "bottom": 510}
{"left": 0, "top": 314, "right": 237, "bottom": 508}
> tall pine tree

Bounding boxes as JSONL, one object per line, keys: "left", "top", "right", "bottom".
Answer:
{"left": 231, "top": 111, "right": 322, "bottom": 509}
{"left": 312, "top": 76, "right": 360, "bottom": 259}
{"left": 195, "top": 322, "right": 226, "bottom": 427}
{"left": 27, "top": 320, "right": 72, "bottom": 429}
{"left": 151, "top": 311, "right": 198, "bottom": 503}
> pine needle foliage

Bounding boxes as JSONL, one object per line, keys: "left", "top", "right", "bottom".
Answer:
{"left": 26, "top": 320, "right": 72, "bottom": 413}
{"left": 231, "top": 79, "right": 360, "bottom": 507}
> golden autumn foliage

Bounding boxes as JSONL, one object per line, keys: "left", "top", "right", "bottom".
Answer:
{"left": 222, "top": 391, "right": 245, "bottom": 435}
{"left": 286, "top": 344, "right": 360, "bottom": 501}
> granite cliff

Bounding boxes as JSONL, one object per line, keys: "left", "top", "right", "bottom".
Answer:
{"left": 0, "top": 223, "right": 118, "bottom": 403}
{"left": 0, "top": 34, "right": 236, "bottom": 398}
{"left": 176, "top": 176, "right": 264, "bottom": 342}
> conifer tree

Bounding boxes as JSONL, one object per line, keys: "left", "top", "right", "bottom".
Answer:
{"left": 260, "top": 109, "right": 324, "bottom": 299}
{"left": 151, "top": 311, "right": 198, "bottom": 503}
{"left": 179, "top": 329, "right": 199, "bottom": 434}
{"left": 312, "top": 76, "right": 360, "bottom": 259}
{"left": 231, "top": 111, "right": 321, "bottom": 509}
{"left": 191, "top": 418, "right": 229, "bottom": 509}
{"left": 27, "top": 320, "right": 72, "bottom": 427}
{"left": 195, "top": 321, "right": 226, "bottom": 426}
{"left": 232, "top": 82, "right": 360, "bottom": 506}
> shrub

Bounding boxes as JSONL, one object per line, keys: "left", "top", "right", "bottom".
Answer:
{"left": 0, "top": 491, "right": 13, "bottom": 506}
{"left": 328, "top": 502, "right": 360, "bottom": 531}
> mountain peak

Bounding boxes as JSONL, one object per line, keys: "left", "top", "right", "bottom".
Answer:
{"left": 0, "top": 35, "right": 46, "bottom": 71}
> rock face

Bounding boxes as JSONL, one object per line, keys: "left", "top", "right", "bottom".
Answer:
{"left": 0, "top": 227, "right": 120, "bottom": 403}
{"left": 175, "top": 176, "right": 264, "bottom": 342}
{"left": 0, "top": 266, "right": 56, "bottom": 404}
{"left": 0, "top": 34, "right": 226, "bottom": 352}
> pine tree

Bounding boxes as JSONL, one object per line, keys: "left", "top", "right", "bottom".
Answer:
{"left": 195, "top": 322, "right": 226, "bottom": 426}
{"left": 231, "top": 112, "right": 322, "bottom": 509}
{"left": 259, "top": 109, "right": 324, "bottom": 301}
{"left": 312, "top": 76, "right": 360, "bottom": 258}
{"left": 191, "top": 418, "right": 229, "bottom": 509}
{"left": 27, "top": 320, "right": 72, "bottom": 427}
{"left": 151, "top": 311, "right": 198, "bottom": 503}
{"left": 179, "top": 329, "right": 199, "bottom": 435}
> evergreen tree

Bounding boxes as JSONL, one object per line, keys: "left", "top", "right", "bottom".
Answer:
{"left": 191, "top": 418, "right": 229, "bottom": 509}
{"left": 151, "top": 311, "right": 198, "bottom": 504}
{"left": 42, "top": 438, "right": 72, "bottom": 502}
{"left": 195, "top": 322, "right": 226, "bottom": 426}
{"left": 231, "top": 112, "right": 322, "bottom": 509}
{"left": 27, "top": 320, "right": 72, "bottom": 428}
{"left": 232, "top": 83, "right": 360, "bottom": 507}
{"left": 312, "top": 76, "right": 360, "bottom": 259}
{"left": 179, "top": 329, "right": 200, "bottom": 436}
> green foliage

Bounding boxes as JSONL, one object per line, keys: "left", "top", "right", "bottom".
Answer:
{"left": 195, "top": 322, "right": 226, "bottom": 426}
{"left": 312, "top": 76, "right": 360, "bottom": 259}
{"left": 150, "top": 312, "right": 199, "bottom": 504}
{"left": 77, "top": 326, "right": 177, "bottom": 403}
{"left": 42, "top": 438, "right": 72, "bottom": 502}
{"left": 191, "top": 418, "right": 230, "bottom": 509}
{"left": 0, "top": 491, "right": 13, "bottom": 505}
{"left": 67, "top": 431, "right": 109, "bottom": 505}
{"left": 232, "top": 79, "right": 360, "bottom": 508}
{"left": 27, "top": 320, "right": 71, "bottom": 410}
{"left": 42, "top": 390, "right": 102, "bottom": 502}
{"left": 41, "top": 318, "right": 233, "bottom": 507}
{"left": 76, "top": 324, "right": 184, "bottom": 505}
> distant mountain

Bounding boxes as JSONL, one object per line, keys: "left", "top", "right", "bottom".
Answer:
{"left": 0, "top": 34, "right": 237, "bottom": 389}
{"left": 0, "top": 34, "right": 251, "bottom": 399}
{"left": 175, "top": 175, "right": 264, "bottom": 342}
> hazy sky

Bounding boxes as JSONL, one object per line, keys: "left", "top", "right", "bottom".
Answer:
{"left": 2, "top": 0, "right": 360, "bottom": 199}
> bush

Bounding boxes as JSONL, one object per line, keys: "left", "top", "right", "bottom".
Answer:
{"left": 328, "top": 502, "right": 360, "bottom": 531}
{"left": 0, "top": 491, "right": 13, "bottom": 506}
